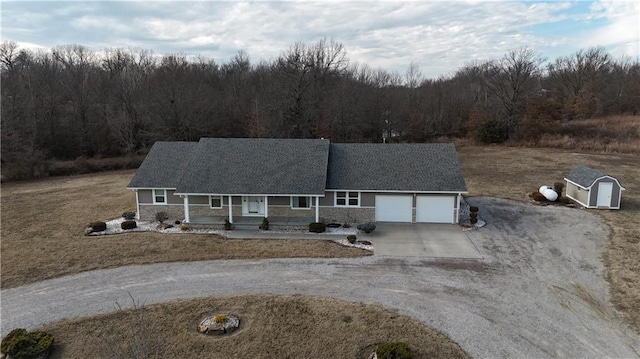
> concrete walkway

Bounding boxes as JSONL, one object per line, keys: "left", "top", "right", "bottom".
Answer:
{"left": 369, "top": 223, "right": 482, "bottom": 259}
{"left": 224, "top": 229, "right": 350, "bottom": 240}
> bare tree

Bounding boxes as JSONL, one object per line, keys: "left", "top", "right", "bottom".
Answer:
{"left": 480, "top": 47, "right": 545, "bottom": 136}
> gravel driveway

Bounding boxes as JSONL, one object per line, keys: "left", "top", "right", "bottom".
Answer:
{"left": 2, "top": 197, "right": 638, "bottom": 358}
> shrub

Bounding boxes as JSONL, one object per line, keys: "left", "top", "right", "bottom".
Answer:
{"left": 531, "top": 191, "right": 547, "bottom": 202}
{"left": 471, "top": 217, "right": 478, "bottom": 224}
{"left": 469, "top": 212, "right": 478, "bottom": 219}
{"left": 558, "top": 196, "right": 571, "bottom": 204}
{"left": 479, "top": 118, "right": 509, "bottom": 144}
{"left": 155, "top": 212, "right": 168, "bottom": 223}
{"left": 342, "top": 223, "right": 351, "bottom": 228}
{"left": 376, "top": 342, "right": 413, "bottom": 359}
{"left": 553, "top": 182, "right": 565, "bottom": 196}
{"left": 89, "top": 221, "right": 107, "bottom": 232}
{"left": 224, "top": 219, "right": 233, "bottom": 231}
{"left": 180, "top": 224, "right": 189, "bottom": 231}
{"left": 259, "top": 218, "right": 269, "bottom": 231}
{"left": 122, "top": 211, "right": 136, "bottom": 220}
{"left": 1, "top": 328, "right": 54, "bottom": 359}
{"left": 469, "top": 206, "right": 479, "bottom": 213}
{"left": 347, "top": 235, "right": 357, "bottom": 244}
{"left": 309, "top": 222, "right": 326, "bottom": 233}
{"left": 357, "top": 222, "right": 376, "bottom": 233}
{"left": 121, "top": 220, "right": 137, "bottom": 230}
{"left": 214, "top": 314, "right": 227, "bottom": 324}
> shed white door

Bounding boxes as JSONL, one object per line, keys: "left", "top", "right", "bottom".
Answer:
{"left": 416, "top": 195, "right": 455, "bottom": 223}
{"left": 597, "top": 182, "right": 613, "bottom": 207}
{"left": 375, "top": 195, "right": 413, "bottom": 222}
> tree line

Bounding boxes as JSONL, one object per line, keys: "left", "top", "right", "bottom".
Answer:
{"left": 1, "top": 39, "right": 639, "bottom": 178}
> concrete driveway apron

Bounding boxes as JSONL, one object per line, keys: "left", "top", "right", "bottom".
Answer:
{"left": 368, "top": 223, "right": 482, "bottom": 258}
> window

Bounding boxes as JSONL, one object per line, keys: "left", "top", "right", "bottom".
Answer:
{"left": 291, "top": 196, "right": 311, "bottom": 209}
{"left": 210, "top": 196, "right": 222, "bottom": 209}
{"left": 335, "top": 191, "right": 359, "bottom": 207}
{"left": 153, "top": 189, "right": 166, "bottom": 204}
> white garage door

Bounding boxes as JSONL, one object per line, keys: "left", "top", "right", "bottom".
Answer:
{"left": 375, "top": 195, "right": 413, "bottom": 222}
{"left": 416, "top": 196, "right": 455, "bottom": 223}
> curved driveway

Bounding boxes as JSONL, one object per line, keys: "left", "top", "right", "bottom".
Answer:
{"left": 2, "top": 198, "right": 639, "bottom": 358}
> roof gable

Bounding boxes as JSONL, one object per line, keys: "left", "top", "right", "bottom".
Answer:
{"left": 127, "top": 141, "right": 198, "bottom": 188}
{"left": 175, "top": 138, "right": 330, "bottom": 195}
{"left": 326, "top": 143, "right": 467, "bottom": 192}
{"left": 565, "top": 166, "right": 619, "bottom": 188}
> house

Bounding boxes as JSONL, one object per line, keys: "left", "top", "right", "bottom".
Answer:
{"left": 565, "top": 166, "right": 625, "bottom": 209}
{"left": 127, "top": 138, "right": 468, "bottom": 225}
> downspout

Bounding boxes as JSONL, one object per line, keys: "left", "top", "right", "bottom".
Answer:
{"left": 228, "top": 196, "right": 233, "bottom": 223}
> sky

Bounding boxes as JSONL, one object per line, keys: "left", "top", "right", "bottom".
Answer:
{"left": 1, "top": 0, "right": 639, "bottom": 78}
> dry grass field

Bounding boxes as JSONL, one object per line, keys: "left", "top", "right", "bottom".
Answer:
{"left": 41, "top": 294, "right": 468, "bottom": 359}
{"left": 0, "top": 170, "right": 370, "bottom": 288}
{"left": 457, "top": 146, "right": 640, "bottom": 333}
{"left": 1, "top": 143, "right": 638, "bottom": 341}
{"left": 514, "top": 115, "right": 640, "bottom": 153}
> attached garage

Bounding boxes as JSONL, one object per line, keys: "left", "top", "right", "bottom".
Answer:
{"left": 416, "top": 195, "right": 456, "bottom": 223}
{"left": 375, "top": 195, "right": 412, "bottom": 222}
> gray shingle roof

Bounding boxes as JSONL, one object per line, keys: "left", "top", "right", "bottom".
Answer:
{"left": 327, "top": 143, "right": 467, "bottom": 192}
{"left": 175, "top": 138, "right": 330, "bottom": 195}
{"left": 565, "top": 166, "right": 608, "bottom": 188}
{"left": 127, "top": 142, "right": 198, "bottom": 188}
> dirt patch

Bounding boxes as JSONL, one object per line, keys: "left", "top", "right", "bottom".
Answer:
{"left": 40, "top": 294, "right": 468, "bottom": 359}
{"left": 0, "top": 171, "right": 369, "bottom": 289}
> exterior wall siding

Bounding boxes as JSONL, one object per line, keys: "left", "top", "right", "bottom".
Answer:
{"left": 137, "top": 189, "right": 181, "bottom": 204}
{"left": 361, "top": 193, "right": 375, "bottom": 207}
{"left": 566, "top": 182, "right": 590, "bottom": 206}
{"left": 166, "top": 190, "right": 182, "bottom": 204}
{"left": 319, "top": 192, "right": 334, "bottom": 206}
{"left": 138, "top": 189, "right": 153, "bottom": 203}
{"left": 268, "top": 196, "right": 290, "bottom": 206}
{"left": 189, "top": 195, "right": 209, "bottom": 205}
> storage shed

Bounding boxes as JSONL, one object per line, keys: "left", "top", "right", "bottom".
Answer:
{"left": 564, "top": 166, "right": 625, "bottom": 209}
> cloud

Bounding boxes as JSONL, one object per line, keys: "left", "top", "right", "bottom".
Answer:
{"left": 582, "top": 0, "right": 640, "bottom": 58}
{"left": 1, "top": 1, "right": 638, "bottom": 78}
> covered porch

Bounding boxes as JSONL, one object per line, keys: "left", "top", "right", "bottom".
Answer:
{"left": 181, "top": 194, "right": 322, "bottom": 225}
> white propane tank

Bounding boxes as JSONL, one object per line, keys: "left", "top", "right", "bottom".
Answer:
{"left": 542, "top": 188, "right": 558, "bottom": 201}
{"left": 539, "top": 185, "right": 552, "bottom": 193}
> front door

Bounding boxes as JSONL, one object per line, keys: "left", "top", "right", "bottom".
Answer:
{"left": 243, "top": 196, "right": 265, "bottom": 215}
{"left": 596, "top": 182, "right": 613, "bottom": 207}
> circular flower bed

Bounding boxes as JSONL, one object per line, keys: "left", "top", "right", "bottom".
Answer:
{"left": 197, "top": 313, "right": 240, "bottom": 335}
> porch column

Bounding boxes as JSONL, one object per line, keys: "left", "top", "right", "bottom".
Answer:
{"left": 315, "top": 196, "right": 320, "bottom": 222}
{"left": 228, "top": 196, "right": 233, "bottom": 223}
{"left": 183, "top": 195, "right": 190, "bottom": 223}
{"left": 264, "top": 196, "right": 269, "bottom": 218}
{"left": 134, "top": 190, "right": 140, "bottom": 220}
{"left": 456, "top": 194, "right": 461, "bottom": 224}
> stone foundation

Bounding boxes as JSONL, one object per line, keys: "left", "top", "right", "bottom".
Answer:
{"left": 319, "top": 207, "right": 375, "bottom": 224}
{"left": 139, "top": 205, "right": 185, "bottom": 222}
